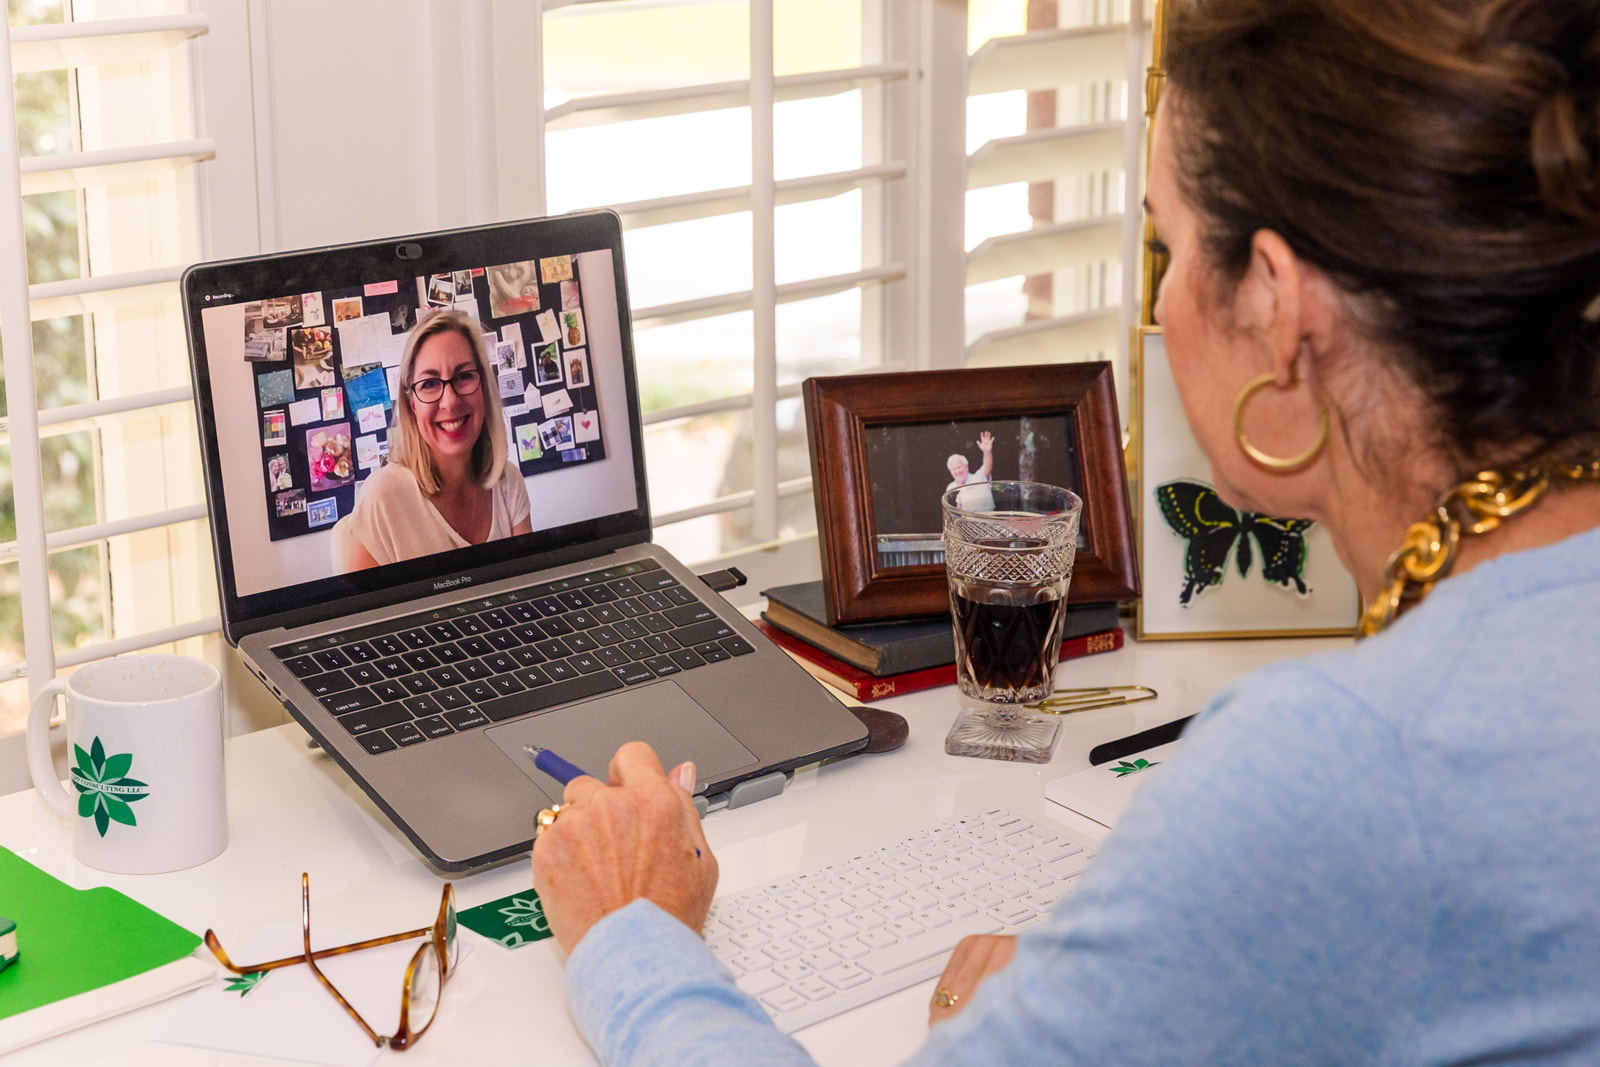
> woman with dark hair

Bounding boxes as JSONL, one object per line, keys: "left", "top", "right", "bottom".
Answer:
{"left": 342, "top": 310, "right": 532, "bottom": 570}
{"left": 528, "top": 1, "right": 1600, "bottom": 1062}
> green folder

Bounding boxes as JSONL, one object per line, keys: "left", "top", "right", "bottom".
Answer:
{"left": 0, "top": 847, "right": 201, "bottom": 1020}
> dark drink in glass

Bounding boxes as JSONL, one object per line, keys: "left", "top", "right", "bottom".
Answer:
{"left": 942, "top": 482, "right": 1082, "bottom": 762}
{"left": 950, "top": 577, "right": 1068, "bottom": 703}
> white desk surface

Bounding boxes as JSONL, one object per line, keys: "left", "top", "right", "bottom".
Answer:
{"left": 1, "top": 628, "right": 1348, "bottom": 1066}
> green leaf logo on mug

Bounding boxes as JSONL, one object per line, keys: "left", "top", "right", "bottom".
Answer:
{"left": 30, "top": 654, "right": 226, "bottom": 873}
{"left": 69, "top": 736, "right": 150, "bottom": 837}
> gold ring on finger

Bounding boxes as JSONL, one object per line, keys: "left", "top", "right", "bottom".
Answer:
{"left": 932, "top": 986, "right": 959, "bottom": 1008}
{"left": 535, "top": 804, "right": 564, "bottom": 837}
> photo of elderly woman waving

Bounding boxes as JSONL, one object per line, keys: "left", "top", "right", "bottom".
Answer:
{"left": 341, "top": 310, "right": 532, "bottom": 570}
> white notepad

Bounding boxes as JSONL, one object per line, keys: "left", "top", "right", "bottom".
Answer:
{"left": 0, "top": 954, "right": 215, "bottom": 1056}
{"left": 1044, "top": 741, "right": 1182, "bottom": 829}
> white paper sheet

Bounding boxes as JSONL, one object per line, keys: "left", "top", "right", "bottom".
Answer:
{"left": 1043, "top": 741, "right": 1181, "bottom": 830}
{"left": 541, "top": 389, "right": 573, "bottom": 417}
{"left": 287, "top": 398, "right": 321, "bottom": 426}
{"left": 356, "top": 404, "right": 388, "bottom": 434}
{"left": 572, "top": 410, "right": 600, "bottom": 443}
{"left": 535, "top": 309, "right": 559, "bottom": 344}
{"left": 379, "top": 332, "right": 405, "bottom": 368}
{"left": 337, "top": 315, "right": 390, "bottom": 369}
{"left": 154, "top": 922, "right": 471, "bottom": 1067}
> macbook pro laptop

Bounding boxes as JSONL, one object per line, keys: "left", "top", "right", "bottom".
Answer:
{"left": 182, "top": 211, "right": 867, "bottom": 872}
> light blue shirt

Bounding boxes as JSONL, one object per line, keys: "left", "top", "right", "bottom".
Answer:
{"left": 567, "top": 524, "right": 1600, "bottom": 1065}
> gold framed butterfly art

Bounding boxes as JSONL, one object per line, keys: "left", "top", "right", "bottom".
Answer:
{"left": 1131, "top": 326, "right": 1360, "bottom": 640}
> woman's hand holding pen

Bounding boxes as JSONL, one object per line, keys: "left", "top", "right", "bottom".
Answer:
{"left": 531, "top": 741, "right": 717, "bottom": 954}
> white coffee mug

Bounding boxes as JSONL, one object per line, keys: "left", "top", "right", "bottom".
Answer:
{"left": 26, "top": 654, "right": 228, "bottom": 874}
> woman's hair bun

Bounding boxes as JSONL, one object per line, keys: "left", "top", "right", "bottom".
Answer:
{"left": 1531, "top": 85, "right": 1599, "bottom": 220}
{"left": 1474, "top": 0, "right": 1600, "bottom": 224}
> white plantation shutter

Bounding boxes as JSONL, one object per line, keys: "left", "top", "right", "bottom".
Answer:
{"left": 529, "top": 0, "right": 1150, "bottom": 544}
{"left": 520, "top": 0, "right": 922, "bottom": 547}
{"left": 963, "top": 0, "right": 1151, "bottom": 420}
{"left": 0, "top": 8, "right": 216, "bottom": 707}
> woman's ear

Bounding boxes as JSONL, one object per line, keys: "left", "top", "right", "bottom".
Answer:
{"left": 1235, "top": 229, "right": 1306, "bottom": 383}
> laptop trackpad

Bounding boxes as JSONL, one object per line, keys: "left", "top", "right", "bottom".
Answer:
{"left": 484, "top": 681, "right": 758, "bottom": 794}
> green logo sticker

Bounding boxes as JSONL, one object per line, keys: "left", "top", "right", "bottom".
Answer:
{"left": 493, "top": 896, "right": 550, "bottom": 948}
{"left": 223, "top": 971, "right": 269, "bottom": 997}
{"left": 457, "top": 890, "right": 554, "bottom": 949}
{"left": 1110, "top": 757, "right": 1160, "bottom": 778}
{"left": 70, "top": 736, "right": 150, "bottom": 837}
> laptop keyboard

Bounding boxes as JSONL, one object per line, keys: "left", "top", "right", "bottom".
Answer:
{"left": 271, "top": 559, "right": 755, "bottom": 755}
{"left": 705, "top": 807, "right": 1093, "bottom": 1034}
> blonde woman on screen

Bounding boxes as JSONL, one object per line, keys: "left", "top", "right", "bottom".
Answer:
{"left": 343, "top": 311, "right": 532, "bottom": 571}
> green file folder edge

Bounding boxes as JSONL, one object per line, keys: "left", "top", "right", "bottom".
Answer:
{"left": 0, "top": 846, "right": 201, "bottom": 1020}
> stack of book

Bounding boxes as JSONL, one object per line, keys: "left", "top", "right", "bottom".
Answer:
{"left": 758, "top": 581, "right": 1124, "bottom": 702}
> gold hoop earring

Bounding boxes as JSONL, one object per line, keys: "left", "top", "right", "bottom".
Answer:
{"left": 1232, "top": 372, "right": 1329, "bottom": 471}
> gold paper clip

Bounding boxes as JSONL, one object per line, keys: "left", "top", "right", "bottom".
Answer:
{"left": 1026, "top": 685, "right": 1159, "bottom": 715}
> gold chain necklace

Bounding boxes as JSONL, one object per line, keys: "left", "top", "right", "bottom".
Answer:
{"left": 1358, "top": 454, "right": 1600, "bottom": 637}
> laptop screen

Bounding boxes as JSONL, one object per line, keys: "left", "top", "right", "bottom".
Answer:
{"left": 183, "top": 213, "right": 650, "bottom": 641}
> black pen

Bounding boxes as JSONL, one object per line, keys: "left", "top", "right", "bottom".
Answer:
{"left": 1088, "top": 715, "right": 1194, "bottom": 766}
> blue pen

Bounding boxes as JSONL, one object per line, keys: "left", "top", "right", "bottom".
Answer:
{"left": 527, "top": 745, "right": 704, "bottom": 855}
{"left": 522, "top": 744, "right": 594, "bottom": 786}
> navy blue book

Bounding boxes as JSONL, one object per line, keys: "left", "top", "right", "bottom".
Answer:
{"left": 761, "top": 581, "right": 1120, "bottom": 677}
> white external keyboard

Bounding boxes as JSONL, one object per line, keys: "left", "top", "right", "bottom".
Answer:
{"left": 702, "top": 807, "right": 1094, "bottom": 1034}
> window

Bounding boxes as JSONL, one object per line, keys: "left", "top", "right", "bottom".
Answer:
{"left": 533, "top": 0, "right": 910, "bottom": 565}
{"left": 0, "top": 0, "right": 1152, "bottom": 753}
{"left": 965, "top": 0, "right": 1149, "bottom": 419}
{"left": 524, "top": 0, "right": 1148, "bottom": 564}
{"left": 0, "top": 0, "right": 216, "bottom": 740}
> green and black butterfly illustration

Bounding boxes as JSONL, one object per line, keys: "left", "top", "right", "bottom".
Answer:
{"left": 1155, "top": 480, "right": 1316, "bottom": 606}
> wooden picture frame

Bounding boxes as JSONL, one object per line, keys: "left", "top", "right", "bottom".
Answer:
{"left": 804, "top": 363, "right": 1140, "bottom": 625}
{"left": 1132, "top": 325, "right": 1359, "bottom": 639}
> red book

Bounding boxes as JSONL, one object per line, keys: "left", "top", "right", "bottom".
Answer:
{"left": 755, "top": 619, "right": 1125, "bottom": 703}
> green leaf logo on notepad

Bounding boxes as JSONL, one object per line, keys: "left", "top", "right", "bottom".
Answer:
{"left": 223, "top": 971, "right": 269, "bottom": 997}
{"left": 69, "top": 736, "right": 151, "bottom": 837}
{"left": 1110, "top": 758, "right": 1159, "bottom": 778}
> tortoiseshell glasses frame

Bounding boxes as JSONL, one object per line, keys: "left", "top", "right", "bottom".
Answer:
{"left": 204, "top": 873, "right": 458, "bottom": 1050}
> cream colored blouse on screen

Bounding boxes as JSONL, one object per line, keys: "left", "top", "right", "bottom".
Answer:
{"left": 345, "top": 461, "right": 531, "bottom": 567}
